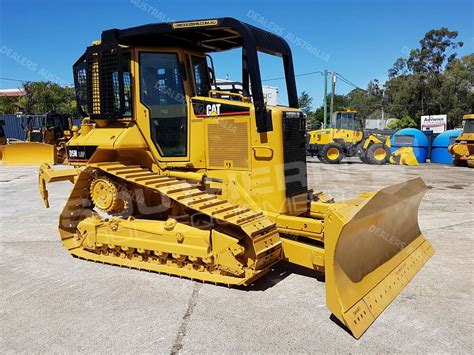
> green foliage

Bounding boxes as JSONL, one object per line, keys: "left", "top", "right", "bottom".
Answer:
{"left": 385, "top": 115, "right": 417, "bottom": 130}
{"left": 305, "top": 111, "right": 321, "bottom": 130}
{"left": 298, "top": 91, "right": 313, "bottom": 114}
{"left": 329, "top": 94, "right": 349, "bottom": 112}
{"left": 19, "top": 82, "right": 77, "bottom": 115}
{"left": 389, "top": 28, "right": 463, "bottom": 77}
{"left": 0, "top": 96, "right": 22, "bottom": 115}
{"left": 0, "top": 81, "right": 77, "bottom": 116}
{"left": 345, "top": 80, "right": 384, "bottom": 119}
{"left": 385, "top": 28, "right": 472, "bottom": 128}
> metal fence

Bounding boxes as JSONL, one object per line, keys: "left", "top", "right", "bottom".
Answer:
{"left": 0, "top": 115, "right": 83, "bottom": 141}
{"left": 0, "top": 115, "right": 26, "bottom": 140}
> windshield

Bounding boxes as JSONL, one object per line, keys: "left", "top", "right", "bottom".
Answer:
{"left": 463, "top": 119, "right": 474, "bottom": 133}
{"left": 331, "top": 112, "right": 356, "bottom": 129}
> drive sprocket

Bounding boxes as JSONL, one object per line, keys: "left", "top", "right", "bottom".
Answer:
{"left": 90, "top": 176, "right": 128, "bottom": 214}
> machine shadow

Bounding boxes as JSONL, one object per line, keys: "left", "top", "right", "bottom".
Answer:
{"left": 306, "top": 157, "right": 365, "bottom": 165}
{"left": 239, "top": 260, "right": 325, "bottom": 292}
{"left": 329, "top": 314, "right": 353, "bottom": 337}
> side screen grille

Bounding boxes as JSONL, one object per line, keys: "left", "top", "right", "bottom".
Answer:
{"left": 282, "top": 112, "right": 308, "bottom": 198}
{"left": 73, "top": 44, "right": 132, "bottom": 119}
{"left": 207, "top": 120, "right": 249, "bottom": 169}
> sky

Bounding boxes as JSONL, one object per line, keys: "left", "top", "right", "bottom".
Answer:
{"left": 0, "top": 0, "right": 472, "bottom": 108}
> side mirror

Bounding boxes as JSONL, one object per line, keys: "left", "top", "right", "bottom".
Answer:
{"left": 206, "top": 54, "right": 216, "bottom": 86}
{"left": 208, "top": 67, "right": 215, "bottom": 84}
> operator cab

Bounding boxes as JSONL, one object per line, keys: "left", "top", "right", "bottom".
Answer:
{"left": 72, "top": 18, "right": 302, "bottom": 158}
{"left": 461, "top": 114, "right": 474, "bottom": 134}
{"left": 330, "top": 111, "right": 363, "bottom": 131}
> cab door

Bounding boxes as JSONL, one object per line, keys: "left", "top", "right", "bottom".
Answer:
{"left": 136, "top": 50, "right": 191, "bottom": 162}
{"left": 352, "top": 115, "right": 364, "bottom": 144}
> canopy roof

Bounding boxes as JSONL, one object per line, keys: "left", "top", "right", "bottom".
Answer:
{"left": 101, "top": 17, "right": 291, "bottom": 57}
{"left": 75, "top": 18, "right": 299, "bottom": 131}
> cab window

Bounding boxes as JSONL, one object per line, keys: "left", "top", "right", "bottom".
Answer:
{"left": 191, "top": 55, "right": 211, "bottom": 96}
{"left": 464, "top": 119, "right": 474, "bottom": 133}
{"left": 139, "top": 52, "right": 187, "bottom": 157}
{"left": 340, "top": 113, "right": 353, "bottom": 129}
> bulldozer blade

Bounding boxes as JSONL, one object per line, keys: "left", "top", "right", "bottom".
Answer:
{"left": 325, "top": 178, "right": 434, "bottom": 338}
{"left": 0, "top": 142, "right": 57, "bottom": 165}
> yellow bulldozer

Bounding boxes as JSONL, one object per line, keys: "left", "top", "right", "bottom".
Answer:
{"left": 38, "top": 18, "right": 433, "bottom": 338}
{"left": 307, "top": 111, "right": 392, "bottom": 164}
{"left": 0, "top": 111, "right": 72, "bottom": 165}
{"left": 449, "top": 114, "right": 473, "bottom": 167}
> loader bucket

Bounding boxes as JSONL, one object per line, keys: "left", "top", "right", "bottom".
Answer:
{"left": 0, "top": 142, "right": 57, "bottom": 165}
{"left": 325, "top": 178, "right": 434, "bottom": 338}
{"left": 389, "top": 147, "right": 419, "bottom": 166}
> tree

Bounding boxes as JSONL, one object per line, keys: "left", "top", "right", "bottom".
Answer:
{"left": 308, "top": 94, "right": 348, "bottom": 129}
{"left": 407, "top": 28, "right": 463, "bottom": 74}
{"left": 345, "top": 80, "right": 384, "bottom": 119}
{"left": 385, "top": 28, "right": 471, "bottom": 128}
{"left": 389, "top": 28, "right": 463, "bottom": 78}
{"left": 298, "top": 91, "right": 313, "bottom": 115}
{"left": 385, "top": 115, "right": 417, "bottom": 130}
{"left": 0, "top": 95, "right": 23, "bottom": 115}
{"left": 439, "top": 54, "right": 474, "bottom": 127}
{"left": 17, "top": 81, "right": 77, "bottom": 115}
{"left": 298, "top": 91, "right": 320, "bottom": 129}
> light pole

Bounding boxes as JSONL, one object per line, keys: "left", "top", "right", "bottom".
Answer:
{"left": 323, "top": 69, "right": 328, "bottom": 128}
{"left": 330, "top": 70, "right": 336, "bottom": 120}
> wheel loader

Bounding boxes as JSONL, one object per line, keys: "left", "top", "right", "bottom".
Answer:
{"left": 0, "top": 111, "right": 72, "bottom": 165}
{"left": 448, "top": 114, "right": 473, "bottom": 167}
{"left": 307, "top": 110, "right": 392, "bottom": 164}
{"left": 38, "top": 18, "right": 434, "bottom": 338}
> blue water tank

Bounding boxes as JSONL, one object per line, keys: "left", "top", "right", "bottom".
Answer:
{"left": 431, "top": 129, "right": 461, "bottom": 164}
{"left": 390, "top": 128, "right": 429, "bottom": 163}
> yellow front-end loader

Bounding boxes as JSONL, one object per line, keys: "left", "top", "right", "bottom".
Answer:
{"left": 38, "top": 18, "right": 434, "bottom": 338}
{"left": 307, "top": 111, "right": 392, "bottom": 165}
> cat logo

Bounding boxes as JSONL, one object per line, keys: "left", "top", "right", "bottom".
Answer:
{"left": 206, "top": 103, "right": 221, "bottom": 117}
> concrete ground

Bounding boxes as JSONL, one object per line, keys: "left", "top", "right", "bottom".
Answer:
{"left": 0, "top": 159, "right": 473, "bottom": 353}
